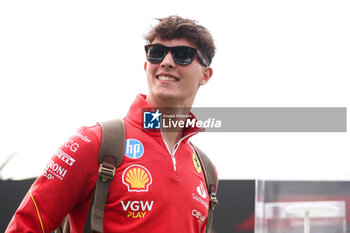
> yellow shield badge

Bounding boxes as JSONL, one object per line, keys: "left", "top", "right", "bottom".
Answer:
{"left": 192, "top": 152, "right": 202, "bottom": 174}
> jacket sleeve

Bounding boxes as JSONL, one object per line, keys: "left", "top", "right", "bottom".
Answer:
{"left": 5, "top": 125, "right": 102, "bottom": 233}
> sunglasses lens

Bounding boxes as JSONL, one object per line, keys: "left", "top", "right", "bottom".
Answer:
{"left": 172, "top": 47, "right": 195, "bottom": 65}
{"left": 145, "top": 45, "right": 198, "bottom": 65}
{"left": 146, "top": 45, "right": 167, "bottom": 63}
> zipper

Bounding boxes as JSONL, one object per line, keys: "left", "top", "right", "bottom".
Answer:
{"left": 162, "top": 137, "right": 177, "bottom": 171}
{"left": 161, "top": 132, "right": 199, "bottom": 171}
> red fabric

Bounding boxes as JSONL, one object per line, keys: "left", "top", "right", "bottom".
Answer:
{"left": 6, "top": 94, "right": 213, "bottom": 233}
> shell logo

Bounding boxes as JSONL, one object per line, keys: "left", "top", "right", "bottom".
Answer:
{"left": 122, "top": 164, "right": 152, "bottom": 192}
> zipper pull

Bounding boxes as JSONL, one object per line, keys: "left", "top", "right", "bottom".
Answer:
{"left": 171, "top": 156, "right": 177, "bottom": 171}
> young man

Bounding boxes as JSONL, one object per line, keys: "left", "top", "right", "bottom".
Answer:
{"left": 6, "top": 15, "right": 217, "bottom": 233}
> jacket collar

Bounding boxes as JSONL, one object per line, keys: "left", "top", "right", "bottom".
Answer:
{"left": 125, "top": 94, "right": 204, "bottom": 140}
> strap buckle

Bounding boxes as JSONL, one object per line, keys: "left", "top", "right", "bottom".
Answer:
{"left": 209, "top": 193, "right": 218, "bottom": 209}
{"left": 98, "top": 164, "right": 116, "bottom": 182}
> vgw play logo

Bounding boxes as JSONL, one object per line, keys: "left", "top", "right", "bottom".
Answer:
{"left": 143, "top": 110, "right": 161, "bottom": 129}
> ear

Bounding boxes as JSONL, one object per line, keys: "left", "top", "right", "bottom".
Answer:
{"left": 144, "top": 61, "right": 148, "bottom": 71}
{"left": 199, "top": 67, "right": 213, "bottom": 85}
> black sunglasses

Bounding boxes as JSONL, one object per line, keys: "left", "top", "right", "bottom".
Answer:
{"left": 145, "top": 44, "right": 208, "bottom": 67}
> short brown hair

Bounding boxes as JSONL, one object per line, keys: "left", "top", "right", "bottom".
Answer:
{"left": 144, "top": 15, "right": 216, "bottom": 66}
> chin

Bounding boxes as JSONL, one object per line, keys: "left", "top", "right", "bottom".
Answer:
{"left": 157, "top": 92, "right": 179, "bottom": 100}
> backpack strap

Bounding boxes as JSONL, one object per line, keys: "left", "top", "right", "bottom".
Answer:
{"left": 191, "top": 143, "right": 218, "bottom": 233}
{"left": 84, "top": 119, "right": 126, "bottom": 233}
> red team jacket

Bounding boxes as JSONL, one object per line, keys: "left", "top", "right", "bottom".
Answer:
{"left": 6, "top": 94, "right": 216, "bottom": 233}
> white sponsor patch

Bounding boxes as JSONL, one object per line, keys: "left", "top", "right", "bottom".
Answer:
{"left": 197, "top": 181, "right": 207, "bottom": 198}
{"left": 43, "top": 159, "right": 68, "bottom": 181}
{"left": 64, "top": 139, "right": 79, "bottom": 153}
{"left": 192, "top": 193, "right": 208, "bottom": 209}
{"left": 75, "top": 132, "right": 91, "bottom": 143}
{"left": 55, "top": 149, "right": 76, "bottom": 166}
{"left": 192, "top": 209, "right": 205, "bottom": 224}
{"left": 121, "top": 200, "right": 154, "bottom": 218}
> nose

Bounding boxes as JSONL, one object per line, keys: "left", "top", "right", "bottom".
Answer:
{"left": 160, "top": 51, "right": 176, "bottom": 68}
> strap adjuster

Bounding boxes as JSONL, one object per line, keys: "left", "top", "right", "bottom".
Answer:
{"left": 98, "top": 164, "right": 115, "bottom": 182}
{"left": 209, "top": 193, "right": 218, "bottom": 209}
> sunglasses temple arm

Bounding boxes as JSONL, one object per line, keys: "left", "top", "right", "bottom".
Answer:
{"left": 196, "top": 51, "right": 208, "bottom": 67}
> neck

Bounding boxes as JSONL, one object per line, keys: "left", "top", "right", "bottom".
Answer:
{"left": 145, "top": 95, "right": 194, "bottom": 150}
{"left": 146, "top": 94, "right": 195, "bottom": 109}
{"left": 161, "top": 107, "right": 191, "bottom": 151}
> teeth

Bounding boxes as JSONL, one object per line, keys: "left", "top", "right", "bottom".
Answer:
{"left": 158, "top": 76, "right": 177, "bottom": 82}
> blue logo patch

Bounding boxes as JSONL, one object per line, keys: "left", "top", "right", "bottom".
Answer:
{"left": 143, "top": 110, "right": 161, "bottom": 129}
{"left": 125, "top": 139, "right": 144, "bottom": 159}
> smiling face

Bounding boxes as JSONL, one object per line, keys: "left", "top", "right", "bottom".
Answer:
{"left": 144, "top": 37, "right": 213, "bottom": 108}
